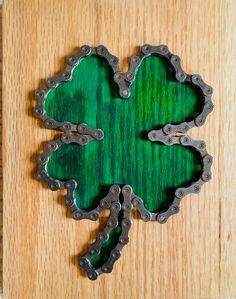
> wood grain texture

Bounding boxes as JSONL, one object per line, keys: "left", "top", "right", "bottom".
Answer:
{"left": 46, "top": 54, "right": 202, "bottom": 212}
{"left": 2, "top": 0, "right": 236, "bottom": 298}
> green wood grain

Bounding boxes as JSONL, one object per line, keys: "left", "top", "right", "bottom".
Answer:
{"left": 45, "top": 55, "right": 203, "bottom": 267}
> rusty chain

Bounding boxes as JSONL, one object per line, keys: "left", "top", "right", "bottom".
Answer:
{"left": 35, "top": 45, "right": 213, "bottom": 279}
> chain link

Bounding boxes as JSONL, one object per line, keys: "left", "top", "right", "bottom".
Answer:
{"left": 35, "top": 44, "right": 213, "bottom": 279}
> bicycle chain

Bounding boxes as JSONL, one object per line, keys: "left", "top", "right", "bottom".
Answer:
{"left": 34, "top": 44, "right": 213, "bottom": 134}
{"left": 79, "top": 185, "right": 133, "bottom": 280}
{"left": 35, "top": 45, "right": 213, "bottom": 279}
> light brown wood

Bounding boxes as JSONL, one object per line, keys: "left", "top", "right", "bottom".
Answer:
{"left": 2, "top": 0, "right": 236, "bottom": 298}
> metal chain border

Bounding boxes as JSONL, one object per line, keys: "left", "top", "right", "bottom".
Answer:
{"left": 35, "top": 45, "right": 214, "bottom": 279}
{"left": 34, "top": 44, "right": 214, "bottom": 134}
{"left": 36, "top": 133, "right": 213, "bottom": 279}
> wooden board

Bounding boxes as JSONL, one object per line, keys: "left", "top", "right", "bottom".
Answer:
{"left": 3, "top": 0, "right": 236, "bottom": 298}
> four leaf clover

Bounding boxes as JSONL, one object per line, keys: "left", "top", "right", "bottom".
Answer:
{"left": 35, "top": 45, "right": 213, "bottom": 279}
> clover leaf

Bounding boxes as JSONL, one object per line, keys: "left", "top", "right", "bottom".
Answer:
{"left": 35, "top": 45, "right": 213, "bottom": 279}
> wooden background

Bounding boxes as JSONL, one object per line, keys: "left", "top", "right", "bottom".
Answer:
{"left": 2, "top": 0, "right": 236, "bottom": 298}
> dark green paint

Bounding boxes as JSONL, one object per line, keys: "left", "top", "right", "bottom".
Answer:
{"left": 45, "top": 55, "right": 203, "bottom": 267}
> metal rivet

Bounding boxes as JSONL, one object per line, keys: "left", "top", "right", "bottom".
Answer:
{"left": 79, "top": 260, "right": 84, "bottom": 267}
{"left": 36, "top": 172, "right": 43, "bottom": 179}
{"left": 61, "top": 135, "right": 69, "bottom": 141}
{"left": 123, "top": 220, "right": 131, "bottom": 227}
{"left": 46, "top": 120, "right": 53, "bottom": 127}
{"left": 50, "top": 183, "right": 59, "bottom": 190}
{"left": 69, "top": 56, "right": 75, "bottom": 62}
{"left": 112, "top": 203, "right": 119, "bottom": 210}
{"left": 203, "top": 172, "right": 211, "bottom": 181}
{"left": 176, "top": 189, "right": 184, "bottom": 198}
{"left": 158, "top": 215, "right": 166, "bottom": 223}
{"left": 98, "top": 46, "right": 105, "bottom": 53}
{"left": 199, "top": 142, "right": 206, "bottom": 149}
{"left": 78, "top": 124, "right": 86, "bottom": 132}
{"left": 150, "top": 132, "right": 157, "bottom": 139}
{"left": 123, "top": 186, "right": 131, "bottom": 193}
{"left": 171, "top": 206, "right": 179, "bottom": 213}
{"left": 126, "top": 72, "right": 133, "bottom": 80}
{"left": 88, "top": 272, "right": 97, "bottom": 280}
{"left": 94, "top": 130, "right": 104, "bottom": 139}
{"left": 38, "top": 156, "right": 45, "bottom": 162}
{"left": 63, "top": 124, "right": 70, "bottom": 130}
{"left": 172, "top": 56, "right": 179, "bottom": 62}
{"left": 193, "top": 185, "right": 201, "bottom": 192}
{"left": 112, "top": 251, "right": 120, "bottom": 258}
{"left": 90, "top": 249, "right": 96, "bottom": 255}
{"left": 108, "top": 220, "right": 115, "bottom": 227}
{"left": 114, "top": 73, "right": 121, "bottom": 80}
{"left": 49, "top": 143, "right": 56, "bottom": 149}
{"left": 65, "top": 197, "right": 73, "bottom": 205}
{"left": 165, "top": 125, "right": 172, "bottom": 133}
{"left": 36, "top": 91, "right": 44, "bottom": 97}
{"left": 99, "top": 233, "right": 107, "bottom": 240}
{"left": 81, "top": 46, "right": 89, "bottom": 52}
{"left": 65, "top": 181, "right": 75, "bottom": 189}
{"left": 102, "top": 266, "right": 109, "bottom": 272}
{"left": 122, "top": 89, "right": 129, "bottom": 97}
{"left": 132, "top": 57, "right": 139, "bottom": 64}
{"left": 143, "top": 214, "right": 150, "bottom": 221}
{"left": 34, "top": 107, "right": 43, "bottom": 115}
{"left": 73, "top": 211, "right": 82, "bottom": 220}
{"left": 119, "top": 237, "right": 127, "bottom": 244}
{"left": 183, "top": 137, "right": 189, "bottom": 143}
{"left": 132, "top": 198, "right": 140, "bottom": 206}
{"left": 110, "top": 57, "right": 118, "bottom": 64}
{"left": 207, "top": 103, "right": 214, "bottom": 110}
{"left": 80, "top": 136, "right": 87, "bottom": 143}
{"left": 111, "top": 185, "right": 119, "bottom": 194}
{"left": 124, "top": 204, "right": 131, "bottom": 210}
{"left": 90, "top": 213, "right": 98, "bottom": 220}
{"left": 206, "top": 156, "right": 213, "bottom": 164}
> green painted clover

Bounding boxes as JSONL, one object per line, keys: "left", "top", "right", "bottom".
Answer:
{"left": 35, "top": 45, "right": 213, "bottom": 280}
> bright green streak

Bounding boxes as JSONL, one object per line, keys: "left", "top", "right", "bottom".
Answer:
{"left": 45, "top": 55, "right": 202, "bottom": 267}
